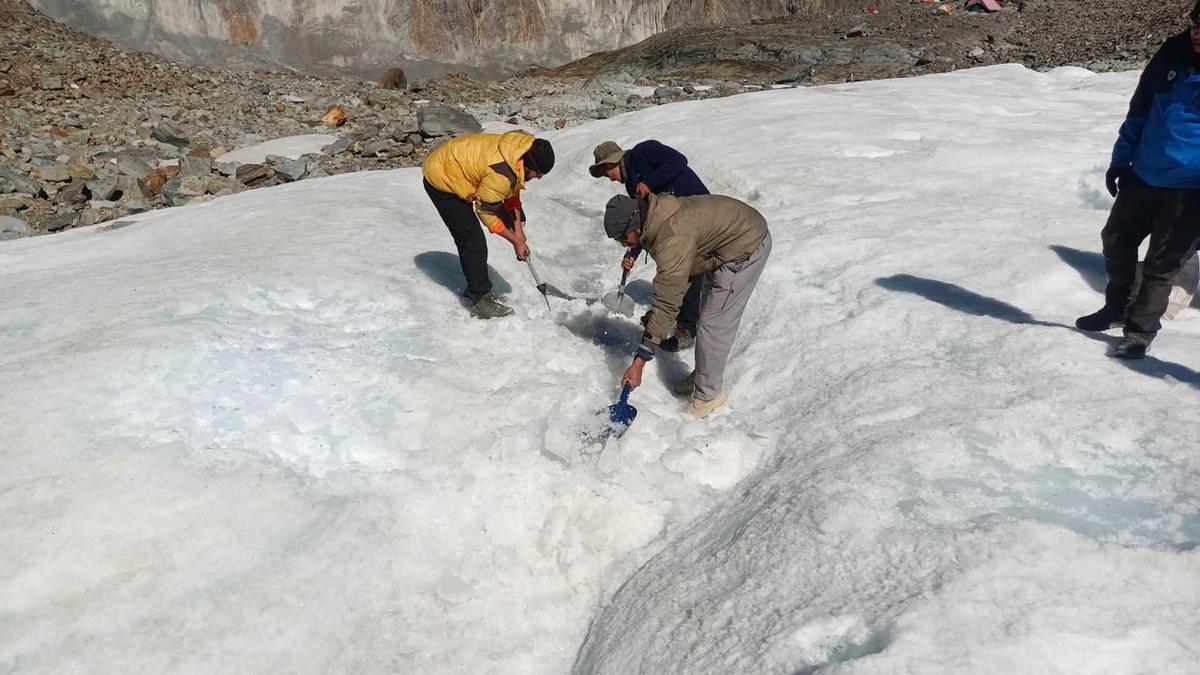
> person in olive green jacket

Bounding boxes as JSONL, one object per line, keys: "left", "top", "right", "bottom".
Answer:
{"left": 604, "top": 193, "right": 772, "bottom": 418}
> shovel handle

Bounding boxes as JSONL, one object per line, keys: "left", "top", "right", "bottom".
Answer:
{"left": 619, "top": 384, "right": 632, "bottom": 404}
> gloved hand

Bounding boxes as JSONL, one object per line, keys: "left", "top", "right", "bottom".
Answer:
{"left": 1106, "top": 166, "right": 1129, "bottom": 198}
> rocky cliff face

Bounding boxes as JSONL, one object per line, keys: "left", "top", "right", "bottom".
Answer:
{"left": 28, "top": 0, "right": 789, "bottom": 77}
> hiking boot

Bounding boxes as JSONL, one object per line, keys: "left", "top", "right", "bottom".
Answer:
{"left": 672, "top": 371, "right": 696, "bottom": 397}
{"left": 470, "top": 292, "right": 514, "bottom": 319}
{"left": 1112, "top": 335, "right": 1150, "bottom": 360}
{"left": 660, "top": 325, "right": 696, "bottom": 352}
{"left": 1075, "top": 307, "right": 1125, "bottom": 332}
{"left": 688, "top": 391, "right": 729, "bottom": 419}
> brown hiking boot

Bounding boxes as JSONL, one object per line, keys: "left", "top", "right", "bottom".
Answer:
{"left": 470, "top": 292, "right": 514, "bottom": 319}
{"left": 688, "top": 391, "right": 729, "bottom": 419}
{"left": 660, "top": 325, "right": 696, "bottom": 352}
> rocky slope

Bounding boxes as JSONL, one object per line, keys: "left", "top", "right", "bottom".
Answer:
{"left": 1, "top": 0, "right": 1189, "bottom": 239}
{"left": 28, "top": 0, "right": 790, "bottom": 77}
{"left": 549, "top": 0, "right": 1187, "bottom": 84}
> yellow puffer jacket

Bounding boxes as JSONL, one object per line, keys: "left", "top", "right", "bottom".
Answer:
{"left": 422, "top": 131, "right": 534, "bottom": 233}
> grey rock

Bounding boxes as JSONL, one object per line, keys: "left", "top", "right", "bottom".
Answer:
{"left": 179, "top": 156, "right": 212, "bottom": 177}
{"left": 151, "top": 121, "right": 190, "bottom": 147}
{"left": 654, "top": 86, "right": 683, "bottom": 100}
{"left": 274, "top": 159, "right": 307, "bottom": 181}
{"left": 77, "top": 209, "right": 96, "bottom": 228}
{"left": 115, "top": 154, "right": 155, "bottom": 179}
{"left": 86, "top": 177, "right": 119, "bottom": 201}
{"left": 969, "top": 46, "right": 986, "bottom": 58}
{"left": 163, "top": 175, "right": 208, "bottom": 206}
{"left": 845, "top": 24, "right": 870, "bottom": 38}
{"left": 417, "top": 106, "right": 482, "bottom": 138}
{"left": 0, "top": 164, "right": 43, "bottom": 195}
{"left": 250, "top": 83, "right": 270, "bottom": 95}
{"left": 40, "top": 77, "right": 64, "bottom": 91}
{"left": 236, "top": 164, "right": 274, "bottom": 185}
{"left": 498, "top": 102, "right": 522, "bottom": 116}
{"left": 45, "top": 211, "right": 77, "bottom": 232}
{"left": 125, "top": 201, "right": 148, "bottom": 214}
{"left": 0, "top": 215, "right": 32, "bottom": 239}
{"left": 264, "top": 154, "right": 292, "bottom": 165}
{"left": 322, "top": 135, "right": 355, "bottom": 156}
{"left": 34, "top": 165, "right": 72, "bottom": 182}
{"left": 359, "top": 139, "right": 393, "bottom": 156}
{"left": 214, "top": 161, "right": 240, "bottom": 176}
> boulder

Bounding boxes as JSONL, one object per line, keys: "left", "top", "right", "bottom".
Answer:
{"left": 151, "top": 121, "right": 190, "bottom": 147}
{"left": 273, "top": 159, "right": 307, "bottom": 182}
{"left": 378, "top": 67, "right": 407, "bottom": 90}
{"left": 236, "top": 164, "right": 274, "bottom": 186}
{"left": 85, "top": 177, "right": 120, "bottom": 201}
{"left": 114, "top": 153, "right": 155, "bottom": 179}
{"left": 33, "top": 164, "right": 72, "bottom": 183}
{"left": 0, "top": 164, "right": 43, "bottom": 195}
{"left": 417, "top": 106, "right": 482, "bottom": 138}
{"left": 45, "top": 211, "right": 77, "bottom": 232}
{"left": 0, "top": 215, "right": 32, "bottom": 240}
{"left": 179, "top": 156, "right": 213, "bottom": 177}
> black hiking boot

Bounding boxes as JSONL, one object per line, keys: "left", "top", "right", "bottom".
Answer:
{"left": 660, "top": 325, "right": 696, "bottom": 353}
{"left": 470, "top": 292, "right": 514, "bottom": 319}
{"left": 1075, "top": 307, "right": 1125, "bottom": 332}
{"left": 1112, "top": 335, "right": 1150, "bottom": 360}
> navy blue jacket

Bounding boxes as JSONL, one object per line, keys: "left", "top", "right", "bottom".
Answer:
{"left": 621, "top": 141, "right": 709, "bottom": 198}
{"left": 1112, "top": 31, "right": 1200, "bottom": 188}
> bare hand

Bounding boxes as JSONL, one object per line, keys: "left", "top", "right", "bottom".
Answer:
{"left": 621, "top": 255, "right": 636, "bottom": 272}
{"left": 513, "top": 238, "right": 530, "bottom": 260}
{"left": 621, "top": 360, "right": 645, "bottom": 389}
{"left": 635, "top": 181, "right": 651, "bottom": 198}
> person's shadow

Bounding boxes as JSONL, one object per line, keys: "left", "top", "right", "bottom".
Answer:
{"left": 875, "top": 273, "right": 1200, "bottom": 390}
{"left": 1049, "top": 245, "right": 1106, "bottom": 293}
{"left": 414, "top": 251, "right": 513, "bottom": 298}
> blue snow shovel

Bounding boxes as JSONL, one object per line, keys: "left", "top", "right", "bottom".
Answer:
{"left": 597, "top": 384, "right": 638, "bottom": 440}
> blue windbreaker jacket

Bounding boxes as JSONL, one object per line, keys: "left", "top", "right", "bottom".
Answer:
{"left": 1112, "top": 31, "right": 1200, "bottom": 189}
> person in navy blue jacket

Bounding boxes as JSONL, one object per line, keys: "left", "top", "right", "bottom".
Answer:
{"left": 1076, "top": 4, "right": 1200, "bottom": 359}
{"left": 589, "top": 140, "right": 710, "bottom": 352}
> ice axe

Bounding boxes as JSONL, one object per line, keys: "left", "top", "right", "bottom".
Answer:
{"left": 524, "top": 253, "right": 552, "bottom": 313}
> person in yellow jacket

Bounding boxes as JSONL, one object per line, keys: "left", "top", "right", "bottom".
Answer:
{"left": 422, "top": 131, "right": 556, "bottom": 318}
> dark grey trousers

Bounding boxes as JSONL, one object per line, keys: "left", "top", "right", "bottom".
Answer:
{"left": 1101, "top": 174, "right": 1200, "bottom": 339}
{"left": 694, "top": 233, "right": 772, "bottom": 401}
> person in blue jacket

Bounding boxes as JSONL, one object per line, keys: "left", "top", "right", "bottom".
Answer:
{"left": 589, "top": 140, "right": 710, "bottom": 352}
{"left": 1076, "top": 3, "right": 1200, "bottom": 359}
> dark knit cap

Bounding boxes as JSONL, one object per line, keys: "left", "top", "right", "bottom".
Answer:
{"left": 524, "top": 138, "right": 555, "bottom": 175}
{"left": 1192, "top": 0, "right": 1200, "bottom": 24}
{"left": 603, "top": 195, "right": 641, "bottom": 240}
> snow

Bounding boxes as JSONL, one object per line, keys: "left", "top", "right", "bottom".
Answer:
{"left": 215, "top": 134, "right": 339, "bottom": 164}
{"left": 2, "top": 65, "right": 1199, "bottom": 674}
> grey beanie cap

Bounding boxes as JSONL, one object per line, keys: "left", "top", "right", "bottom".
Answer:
{"left": 603, "top": 195, "right": 641, "bottom": 240}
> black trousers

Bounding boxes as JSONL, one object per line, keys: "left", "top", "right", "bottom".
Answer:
{"left": 425, "top": 179, "right": 491, "bottom": 303}
{"left": 1101, "top": 174, "right": 1200, "bottom": 339}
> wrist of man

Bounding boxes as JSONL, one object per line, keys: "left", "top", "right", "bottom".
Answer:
{"left": 635, "top": 336, "right": 656, "bottom": 362}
